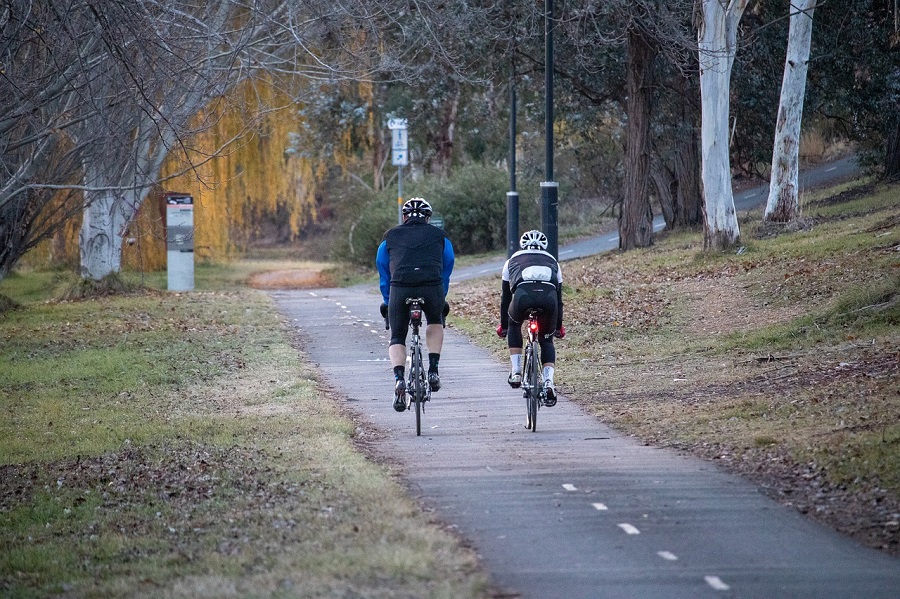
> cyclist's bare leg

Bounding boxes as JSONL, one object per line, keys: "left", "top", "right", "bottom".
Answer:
{"left": 389, "top": 343, "right": 406, "bottom": 368}
{"left": 425, "top": 323, "right": 443, "bottom": 355}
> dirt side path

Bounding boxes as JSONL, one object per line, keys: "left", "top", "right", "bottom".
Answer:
{"left": 248, "top": 268, "right": 330, "bottom": 289}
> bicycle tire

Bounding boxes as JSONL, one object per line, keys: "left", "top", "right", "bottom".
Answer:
{"left": 411, "top": 345, "right": 424, "bottom": 436}
{"left": 523, "top": 341, "right": 538, "bottom": 431}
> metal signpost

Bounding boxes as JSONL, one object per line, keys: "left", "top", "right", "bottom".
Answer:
{"left": 165, "top": 193, "right": 195, "bottom": 291}
{"left": 388, "top": 118, "right": 408, "bottom": 224}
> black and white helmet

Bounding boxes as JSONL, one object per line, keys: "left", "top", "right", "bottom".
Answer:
{"left": 402, "top": 197, "right": 432, "bottom": 220}
{"left": 519, "top": 229, "right": 548, "bottom": 250}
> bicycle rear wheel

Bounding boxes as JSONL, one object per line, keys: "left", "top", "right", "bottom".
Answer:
{"left": 411, "top": 346, "right": 424, "bottom": 436}
{"left": 525, "top": 343, "right": 539, "bottom": 432}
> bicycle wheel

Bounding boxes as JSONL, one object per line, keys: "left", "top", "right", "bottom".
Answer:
{"left": 411, "top": 346, "right": 424, "bottom": 436}
{"left": 525, "top": 343, "right": 539, "bottom": 432}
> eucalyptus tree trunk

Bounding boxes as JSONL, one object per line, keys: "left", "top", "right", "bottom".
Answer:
{"left": 697, "top": 0, "right": 749, "bottom": 250}
{"left": 78, "top": 187, "right": 135, "bottom": 281}
{"left": 765, "top": 0, "right": 817, "bottom": 222}
{"left": 620, "top": 26, "right": 657, "bottom": 250}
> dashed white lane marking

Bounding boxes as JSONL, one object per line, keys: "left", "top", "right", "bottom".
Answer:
{"left": 362, "top": 323, "right": 370, "bottom": 327}
{"left": 479, "top": 268, "right": 493, "bottom": 273}
{"left": 560, "top": 249, "right": 574, "bottom": 254}
{"left": 592, "top": 503, "right": 608, "bottom": 511}
{"left": 308, "top": 292, "right": 318, "bottom": 297}
{"left": 657, "top": 551, "right": 678, "bottom": 561}
{"left": 335, "top": 302, "right": 342, "bottom": 305}
{"left": 705, "top": 576, "right": 730, "bottom": 591}
{"left": 562, "top": 484, "right": 577, "bottom": 491}
{"left": 618, "top": 523, "right": 640, "bottom": 535}
{"left": 826, "top": 166, "right": 837, "bottom": 171}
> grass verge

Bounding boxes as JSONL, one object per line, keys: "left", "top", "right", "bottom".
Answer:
{"left": 0, "top": 276, "right": 486, "bottom": 597}
{"left": 450, "top": 178, "right": 900, "bottom": 556}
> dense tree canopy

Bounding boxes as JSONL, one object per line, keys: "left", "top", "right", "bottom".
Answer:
{"left": 4, "top": 0, "right": 897, "bottom": 278}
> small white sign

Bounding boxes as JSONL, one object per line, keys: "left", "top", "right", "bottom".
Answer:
{"left": 392, "top": 149, "right": 408, "bottom": 166}
{"left": 391, "top": 128, "right": 408, "bottom": 151}
{"left": 387, "top": 118, "right": 408, "bottom": 130}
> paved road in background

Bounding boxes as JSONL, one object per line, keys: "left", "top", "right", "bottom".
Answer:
{"left": 271, "top": 274, "right": 900, "bottom": 598}
{"left": 453, "top": 154, "right": 860, "bottom": 282}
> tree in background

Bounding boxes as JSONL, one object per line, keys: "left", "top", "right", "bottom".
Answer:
{"left": 697, "top": 0, "right": 750, "bottom": 250}
{"left": 765, "top": 0, "right": 818, "bottom": 222}
{"left": 809, "top": 0, "right": 900, "bottom": 179}
{"left": 0, "top": 0, "right": 165, "bottom": 281}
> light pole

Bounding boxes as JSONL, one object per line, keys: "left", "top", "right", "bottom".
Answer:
{"left": 542, "top": 0, "right": 558, "bottom": 258}
{"left": 507, "top": 47, "right": 519, "bottom": 257}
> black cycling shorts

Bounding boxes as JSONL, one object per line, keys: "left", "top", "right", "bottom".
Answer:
{"left": 507, "top": 282, "right": 558, "bottom": 363}
{"left": 388, "top": 284, "right": 445, "bottom": 346}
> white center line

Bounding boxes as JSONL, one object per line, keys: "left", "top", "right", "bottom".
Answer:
{"left": 657, "top": 551, "right": 678, "bottom": 561}
{"left": 560, "top": 249, "right": 574, "bottom": 254}
{"left": 308, "top": 292, "right": 318, "bottom": 297}
{"left": 592, "top": 503, "right": 608, "bottom": 511}
{"left": 562, "top": 484, "right": 577, "bottom": 491}
{"left": 826, "top": 166, "right": 837, "bottom": 171}
{"left": 705, "top": 576, "right": 730, "bottom": 591}
{"left": 617, "top": 523, "right": 640, "bottom": 535}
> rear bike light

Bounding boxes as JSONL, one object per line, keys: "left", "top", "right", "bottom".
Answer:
{"left": 411, "top": 310, "right": 422, "bottom": 320}
{"left": 529, "top": 321, "right": 539, "bottom": 333}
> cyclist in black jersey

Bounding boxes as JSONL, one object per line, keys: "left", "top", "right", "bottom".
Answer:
{"left": 496, "top": 230, "right": 565, "bottom": 406}
{"left": 376, "top": 198, "right": 455, "bottom": 412}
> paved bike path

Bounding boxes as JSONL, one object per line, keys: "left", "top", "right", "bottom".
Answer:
{"left": 271, "top": 285, "right": 900, "bottom": 599}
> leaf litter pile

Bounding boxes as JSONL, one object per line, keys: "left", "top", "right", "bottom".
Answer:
{"left": 1, "top": 441, "right": 306, "bottom": 562}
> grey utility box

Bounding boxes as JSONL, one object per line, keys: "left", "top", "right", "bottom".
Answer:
{"left": 165, "top": 193, "right": 194, "bottom": 291}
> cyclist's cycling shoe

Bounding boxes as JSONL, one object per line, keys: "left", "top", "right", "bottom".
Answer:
{"left": 543, "top": 381, "right": 557, "bottom": 407}
{"left": 507, "top": 372, "right": 522, "bottom": 388}
{"left": 393, "top": 379, "right": 407, "bottom": 412}
{"left": 428, "top": 371, "right": 441, "bottom": 392}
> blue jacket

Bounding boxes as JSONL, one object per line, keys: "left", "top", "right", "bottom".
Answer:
{"left": 376, "top": 218, "right": 454, "bottom": 305}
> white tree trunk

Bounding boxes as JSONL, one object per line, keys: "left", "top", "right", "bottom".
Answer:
{"left": 765, "top": 0, "right": 817, "bottom": 222}
{"left": 78, "top": 188, "right": 136, "bottom": 281}
{"left": 698, "top": 0, "right": 749, "bottom": 250}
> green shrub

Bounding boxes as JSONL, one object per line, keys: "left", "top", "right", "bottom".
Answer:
{"left": 333, "top": 165, "right": 537, "bottom": 266}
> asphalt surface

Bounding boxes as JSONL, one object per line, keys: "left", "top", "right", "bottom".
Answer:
{"left": 271, "top": 155, "right": 900, "bottom": 597}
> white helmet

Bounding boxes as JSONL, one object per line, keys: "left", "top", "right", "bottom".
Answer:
{"left": 401, "top": 197, "right": 432, "bottom": 220}
{"left": 520, "top": 230, "right": 548, "bottom": 250}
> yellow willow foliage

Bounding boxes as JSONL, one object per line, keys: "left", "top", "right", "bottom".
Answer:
{"left": 27, "top": 85, "right": 320, "bottom": 272}
{"left": 152, "top": 84, "right": 320, "bottom": 266}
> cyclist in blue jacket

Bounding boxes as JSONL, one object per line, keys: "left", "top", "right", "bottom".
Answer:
{"left": 376, "top": 198, "right": 455, "bottom": 412}
{"left": 497, "top": 230, "right": 565, "bottom": 407}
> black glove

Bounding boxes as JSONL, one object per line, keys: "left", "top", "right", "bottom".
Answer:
{"left": 380, "top": 303, "right": 389, "bottom": 330}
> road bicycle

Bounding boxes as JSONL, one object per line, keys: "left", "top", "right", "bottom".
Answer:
{"left": 521, "top": 309, "right": 546, "bottom": 432}
{"left": 403, "top": 297, "right": 430, "bottom": 436}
